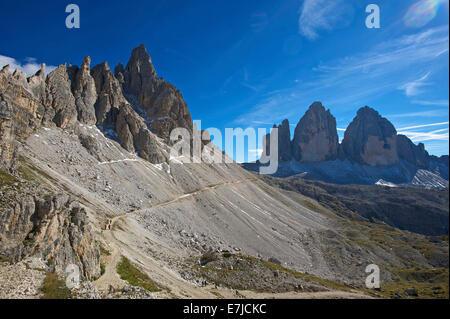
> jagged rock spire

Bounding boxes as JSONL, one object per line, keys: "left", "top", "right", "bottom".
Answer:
{"left": 115, "top": 44, "right": 193, "bottom": 141}
{"left": 291, "top": 102, "right": 339, "bottom": 162}
{"left": 341, "top": 106, "right": 398, "bottom": 166}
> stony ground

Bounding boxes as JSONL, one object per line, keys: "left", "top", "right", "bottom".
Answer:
{"left": 0, "top": 124, "right": 447, "bottom": 299}
{"left": 0, "top": 259, "right": 46, "bottom": 299}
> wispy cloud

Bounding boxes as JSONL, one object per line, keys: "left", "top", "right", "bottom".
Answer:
{"left": 398, "top": 72, "right": 432, "bottom": 96}
{"left": 399, "top": 129, "right": 449, "bottom": 142}
{"left": 298, "top": 0, "right": 354, "bottom": 40}
{"left": 234, "top": 25, "right": 449, "bottom": 126}
{"left": 388, "top": 109, "right": 447, "bottom": 118}
{"left": 0, "top": 54, "right": 55, "bottom": 76}
{"left": 398, "top": 121, "right": 449, "bottom": 142}
{"left": 412, "top": 99, "right": 449, "bottom": 106}
{"left": 398, "top": 121, "right": 449, "bottom": 130}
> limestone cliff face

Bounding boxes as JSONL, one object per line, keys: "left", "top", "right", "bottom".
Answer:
{"left": 116, "top": 104, "right": 167, "bottom": 163}
{"left": 45, "top": 65, "right": 78, "bottom": 129}
{"left": 71, "top": 57, "right": 97, "bottom": 125}
{"left": 0, "top": 194, "right": 100, "bottom": 280}
{"left": 91, "top": 62, "right": 125, "bottom": 128}
{"left": 115, "top": 44, "right": 193, "bottom": 141}
{"left": 259, "top": 102, "right": 445, "bottom": 173}
{"left": 0, "top": 93, "right": 14, "bottom": 168}
{"left": 396, "top": 135, "right": 430, "bottom": 168}
{"left": 0, "top": 65, "right": 46, "bottom": 169}
{"left": 291, "top": 102, "right": 339, "bottom": 162}
{"left": 341, "top": 106, "right": 399, "bottom": 166}
{"left": 261, "top": 119, "right": 292, "bottom": 162}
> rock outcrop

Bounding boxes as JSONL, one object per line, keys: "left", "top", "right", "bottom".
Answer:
{"left": 116, "top": 104, "right": 167, "bottom": 163}
{"left": 0, "top": 94, "right": 14, "bottom": 169}
{"left": 0, "top": 194, "right": 100, "bottom": 280}
{"left": 27, "top": 64, "right": 46, "bottom": 103}
{"left": 45, "top": 65, "right": 78, "bottom": 129}
{"left": 115, "top": 44, "right": 193, "bottom": 141}
{"left": 261, "top": 119, "right": 292, "bottom": 162}
{"left": 91, "top": 62, "right": 126, "bottom": 128}
{"left": 255, "top": 103, "right": 448, "bottom": 189}
{"left": 71, "top": 57, "right": 97, "bottom": 125}
{"left": 0, "top": 65, "right": 45, "bottom": 169}
{"left": 341, "top": 106, "right": 398, "bottom": 166}
{"left": 397, "top": 135, "right": 430, "bottom": 168}
{"left": 291, "top": 102, "right": 339, "bottom": 162}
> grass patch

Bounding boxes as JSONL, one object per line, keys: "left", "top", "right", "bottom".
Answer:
{"left": 0, "top": 255, "right": 9, "bottom": 263}
{"left": 40, "top": 272, "right": 72, "bottom": 299}
{"left": 376, "top": 267, "right": 449, "bottom": 299}
{"left": 0, "top": 168, "right": 17, "bottom": 187}
{"left": 191, "top": 254, "right": 353, "bottom": 293}
{"left": 254, "top": 256, "right": 352, "bottom": 292}
{"left": 99, "top": 245, "right": 111, "bottom": 256}
{"left": 116, "top": 256, "right": 161, "bottom": 292}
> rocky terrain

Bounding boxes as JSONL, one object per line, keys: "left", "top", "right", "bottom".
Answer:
{"left": 252, "top": 102, "right": 448, "bottom": 190}
{"left": 260, "top": 174, "right": 449, "bottom": 236}
{"left": 0, "top": 45, "right": 448, "bottom": 299}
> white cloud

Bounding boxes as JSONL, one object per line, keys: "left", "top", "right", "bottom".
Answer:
{"left": 398, "top": 72, "right": 432, "bottom": 96}
{"left": 398, "top": 121, "right": 449, "bottom": 130}
{"left": 0, "top": 54, "right": 56, "bottom": 76}
{"left": 298, "top": 0, "right": 353, "bottom": 40}
{"left": 234, "top": 26, "right": 449, "bottom": 125}
{"left": 398, "top": 121, "right": 449, "bottom": 142}
{"left": 388, "top": 110, "right": 447, "bottom": 118}
{"left": 412, "top": 99, "right": 449, "bottom": 106}
{"left": 399, "top": 129, "right": 449, "bottom": 142}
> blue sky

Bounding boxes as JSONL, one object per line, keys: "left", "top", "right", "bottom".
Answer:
{"left": 0, "top": 0, "right": 448, "bottom": 162}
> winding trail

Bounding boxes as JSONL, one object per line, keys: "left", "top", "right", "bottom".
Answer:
{"left": 93, "top": 178, "right": 257, "bottom": 297}
{"left": 92, "top": 177, "right": 372, "bottom": 299}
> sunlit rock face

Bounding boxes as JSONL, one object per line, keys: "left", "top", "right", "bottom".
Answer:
{"left": 291, "top": 102, "right": 339, "bottom": 163}
{"left": 342, "top": 106, "right": 398, "bottom": 166}
{"left": 115, "top": 44, "right": 193, "bottom": 142}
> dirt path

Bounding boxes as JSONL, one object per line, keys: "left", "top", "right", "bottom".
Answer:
{"left": 93, "top": 177, "right": 373, "bottom": 299}
{"left": 92, "top": 230, "right": 126, "bottom": 294}
{"left": 93, "top": 178, "right": 257, "bottom": 298}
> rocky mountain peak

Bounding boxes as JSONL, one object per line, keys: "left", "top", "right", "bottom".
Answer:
{"left": 115, "top": 44, "right": 193, "bottom": 141}
{"left": 291, "top": 102, "right": 339, "bottom": 162}
{"left": 72, "top": 56, "right": 97, "bottom": 125}
{"left": 90, "top": 61, "right": 126, "bottom": 128}
{"left": 121, "top": 44, "right": 157, "bottom": 98}
{"left": 342, "top": 106, "right": 398, "bottom": 166}
{"left": 260, "top": 118, "right": 292, "bottom": 163}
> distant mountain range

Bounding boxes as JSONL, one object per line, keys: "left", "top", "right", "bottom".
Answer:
{"left": 244, "top": 102, "right": 449, "bottom": 190}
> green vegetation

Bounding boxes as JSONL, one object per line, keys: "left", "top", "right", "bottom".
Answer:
{"left": 190, "top": 253, "right": 353, "bottom": 293}
{"left": 99, "top": 245, "right": 111, "bottom": 256}
{"left": 377, "top": 267, "right": 449, "bottom": 299}
{"left": 254, "top": 255, "right": 352, "bottom": 292}
{"left": 0, "top": 168, "right": 17, "bottom": 187}
{"left": 116, "top": 256, "right": 161, "bottom": 292}
{"left": 40, "top": 272, "right": 72, "bottom": 299}
{"left": 100, "top": 263, "right": 105, "bottom": 276}
{"left": 0, "top": 255, "right": 9, "bottom": 263}
{"left": 200, "top": 249, "right": 217, "bottom": 266}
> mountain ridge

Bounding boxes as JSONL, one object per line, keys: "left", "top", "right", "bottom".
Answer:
{"left": 254, "top": 102, "right": 449, "bottom": 189}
